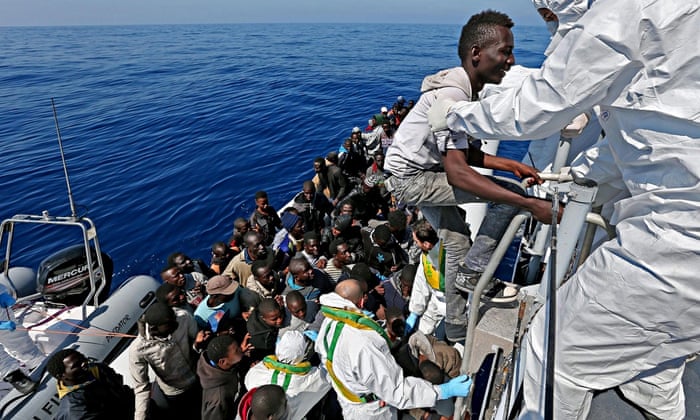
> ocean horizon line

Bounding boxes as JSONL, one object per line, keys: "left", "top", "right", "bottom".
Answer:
{"left": 0, "top": 21, "right": 543, "bottom": 30}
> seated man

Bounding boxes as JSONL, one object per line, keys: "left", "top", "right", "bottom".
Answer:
{"left": 282, "top": 257, "right": 334, "bottom": 313}
{"left": 249, "top": 190, "right": 282, "bottom": 246}
{"left": 47, "top": 348, "right": 134, "bottom": 420}
{"left": 325, "top": 151, "right": 350, "bottom": 207}
{"left": 384, "top": 263, "right": 416, "bottom": 317}
{"left": 168, "top": 251, "right": 213, "bottom": 281}
{"left": 366, "top": 150, "right": 390, "bottom": 201}
{"left": 271, "top": 210, "right": 305, "bottom": 270}
{"left": 341, "top": 174, "right": 390, "bottom": 226}
{"left": 292, "top": 180, "right": 333, "bottom": 235}
{"left": 345, "top": 262, "right": 385, "bottom": 320}
{"left": 246, "top": 298, "right": 285, "bottom": 361}
{"left": 210, "top": 241, "right": 234, "bottom": 275}
{"left": 320, "top": 214, "right": 364, "bottom": 262}
{"left": 155, "top": 282, "right": 193, "bottom": 316}
{"left": 194, "top": 275, "right": 242, "bottom": 330}
{"left": 299, "top": 232, "right": 328, "bottom": 269}
{"left": 245, "top": 330, "right": 330, "bottom": 420}
{"left": 366, "top": 224, "right": 406, "bottom": 281}
{"left": 323, "top": 238, "right": 354, "bottom": 284}
{"left": 161, "top": 265, "right": 205, "bottom": 309}
{"left": 228, "top": 217, "right": 251, "bottom": 256}
{"left": 279, "top": 290, "right": 317, "bottom": 336}
{"left": 339, "top": 129, "right": 366, "bottom": 175}
{"left": 383, "top": 11, "right": 552, "bottom": 343}
{"left": 246, "top": 259, "right": 284, "bottom": 300}
{"left": 223, "top": 230, "right": 272, "bottom": 284}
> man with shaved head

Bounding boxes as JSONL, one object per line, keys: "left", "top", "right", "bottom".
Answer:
{"left": 250, "top": 384, "right": 288, "bottom": 420}
{"left": 316, "top": 279, "right": 472, "bottom": 419}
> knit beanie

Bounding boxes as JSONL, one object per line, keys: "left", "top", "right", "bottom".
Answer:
{"left": 281, "top": 212, "right": 300, "bottom": 232}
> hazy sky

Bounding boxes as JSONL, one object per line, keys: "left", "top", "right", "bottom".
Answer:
{"left": 1, "top": 0, "right": 543, "bottom": 27}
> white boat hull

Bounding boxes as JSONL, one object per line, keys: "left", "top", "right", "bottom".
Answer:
{"left": 0, "top": 274, "right": 159, "bottom": 419}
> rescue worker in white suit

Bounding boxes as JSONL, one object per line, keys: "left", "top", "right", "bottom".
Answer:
{"left": 406, "top": 219, "right": 447, "bottom": 336}
{"left": 315, "top": 279, "right": 472, "bottom": 420}
{"left": 0, "top": 283, "right": 45, "bottom": 383}
{"left": 480, "top": 0, "right": 603, "bottom": 173}
{"left": 441, "top": 0, "right": 700, "bottom": 418}
{"left": 244, "top": 330, "right": 330, "bottom": 420}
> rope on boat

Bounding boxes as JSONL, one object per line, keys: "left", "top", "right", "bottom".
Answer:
{"left": 15, "top": 327, "right": 136, "bottom": 338}
{"left": 17, "top": 306, "right": 137, "bottom": 339}
{"left": 23, "top": 305, "right": 73, "bottom": 330}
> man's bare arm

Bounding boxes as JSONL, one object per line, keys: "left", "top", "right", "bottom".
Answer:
{"left": 443, "top": 149, "right": 553, "bottom": 223}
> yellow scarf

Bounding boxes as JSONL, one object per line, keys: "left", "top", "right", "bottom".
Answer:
{"left": 320, "top": 305, "right": 390, "bottom": 346}
{"left": 262, "top": 355, "right": 312, "bottom": 391}
{"left": 422, "top": 241, "right": 446, "bottom": 292}
{"left": 56, "top": 364, "right": 100, "bottom": 399}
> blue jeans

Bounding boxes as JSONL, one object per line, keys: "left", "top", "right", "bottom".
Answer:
{"left": 386, "top": 171, "right": 522, "bottom": 341}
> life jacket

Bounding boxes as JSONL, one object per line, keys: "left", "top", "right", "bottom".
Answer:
{"left": 422, "top": 241, "right": 446, "bottom": 292}
{"left": 320, "top": 305, "right": 390, "bottom": 403}
{"left": 262, "top": 355, "right": 312, "bottom": 391}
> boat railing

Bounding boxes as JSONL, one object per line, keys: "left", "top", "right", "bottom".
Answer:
{"left": 455, "top": 170, "right": 610, "bottom": 419}
{"left": 0, "top": 212, "right": 106, "bottom": 320}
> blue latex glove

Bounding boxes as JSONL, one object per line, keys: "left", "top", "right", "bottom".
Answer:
{"left": 0, "top": 320, "right": 16, "bottom": 331}
{"left": 404, "top": 312, "right": 419, "bottom": 336}
{"left": 303, "top": 330, "right": 318, "bottom": 342}
{"left": 0, "top": 292, "right": 16, "bottom": 308}
{"left": 438, "top": 374, "right": 472, "bottom": 399}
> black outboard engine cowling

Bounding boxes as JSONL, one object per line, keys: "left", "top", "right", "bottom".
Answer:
{"left": 36, "top": 244, "right": 113, "bottom": 305}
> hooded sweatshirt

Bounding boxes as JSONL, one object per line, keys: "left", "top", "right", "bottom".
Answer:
{"left": 196, "top": 353, "right": 240, "bottom": 420}
{"left": 384, "top": 67, "right": 473, "bottom": 178}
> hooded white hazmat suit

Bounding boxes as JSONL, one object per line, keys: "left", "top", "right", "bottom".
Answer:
{"left": 0, "top": 283, "right": 45, "bottom": 378}
{"left": 244, "top": 331, "right": 330, "bottom": 420}
{"left": 408, "top": 240, "right": 447, "bottom": 336}
{"left": 480, "top": 65, "right": 602, "bottom": 172}
{"left": 446, "top": 0, "right": 700, "bottom": 418}
{"left": 315, "top": 292, "right": 442, "bottom": 420}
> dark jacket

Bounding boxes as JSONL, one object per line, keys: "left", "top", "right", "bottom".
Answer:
{"left": 326, "top": 164, "right": 349, "bottom": 202}
{"left": 292, "top": 191, "right": 333, "bottom": 233}
{"left": 197, "top": 352, "right": 240, "bottom": 420}
{"left": 249, "top": 207, "right": 282, "bottom": 246}
{"left": 282, "top": 269, "right": 334, "bottom": 303}
{"left": 55, "top": 363, "right": 134, "bottom": 420}
{"left": 246, "top": 308, "right": 280, "bottom": 361}
{"left": 343, "top": 187, "right": 390, "bottom": 226}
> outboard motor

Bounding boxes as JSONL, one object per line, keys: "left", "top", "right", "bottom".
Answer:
{"left": 36, "top": 244, "right": 113, "bottom": 305}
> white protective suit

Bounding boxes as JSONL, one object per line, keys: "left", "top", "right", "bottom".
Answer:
{"left": 481, "top": 65, "right": 602, "bottom": 172}
{"left": 0, "top": 283, "right": 45, "bottom": 378}
{"left": 244, "top": 331, "right": 330, "bottom": 420}
{"left": 446, "top": 0, "right": 700, "bottom": 418}
{"left": 315, "top": 292, "right": 442, "bottom": 420}
{"left": 408, "top": 240, "right": 446, "bottom": 336}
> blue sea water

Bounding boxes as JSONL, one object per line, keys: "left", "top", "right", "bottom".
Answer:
{"left": 0, "top": 23, "right": 550, "bottom": 288}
